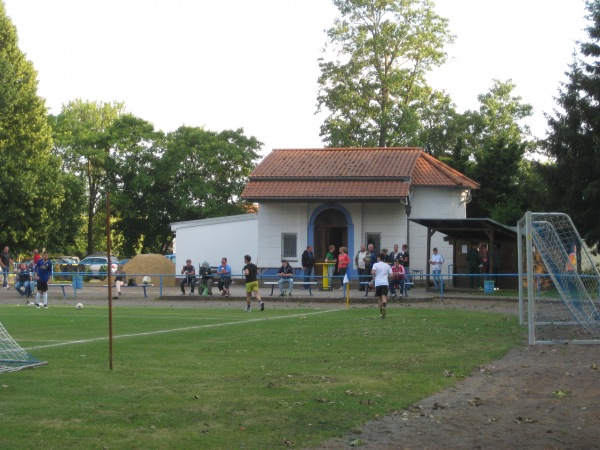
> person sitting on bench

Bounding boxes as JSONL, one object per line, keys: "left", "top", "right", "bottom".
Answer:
{"left": 113, "top": 265, "right": 126, "bottom": 299}
{"left": 389, "top": 259, "right": 406, "bottom": 298}
{"left": 180, "top": 259, "right": 196, "bottom": 295}
{"left": 277, "top": 259, "right": 294, "bottom": 296}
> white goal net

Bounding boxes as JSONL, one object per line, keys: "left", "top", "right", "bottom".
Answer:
{"left": 0, "top": 321, "right": 46, "bottom": 373}
{"left": 517, "top": 211, "right": 600, "bottom": 344}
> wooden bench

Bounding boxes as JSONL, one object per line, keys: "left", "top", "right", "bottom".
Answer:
{"left": 103, "top": 284, "right": 153, "bottom": 298}
{"left": 263, "top": 281, "right": 317, "bottom": 296}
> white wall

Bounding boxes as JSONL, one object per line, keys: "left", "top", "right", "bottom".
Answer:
{"left": 171, "top": 186, "right": 470, "bottom": 277}
{"left": 408, "top": 187, "right": 469, "bottom": 272}
{"left": 171, "top": 214, "right": 258, "bottom": 276}
{"left": 258, "top": 203, "right": 308, "bottom": 268}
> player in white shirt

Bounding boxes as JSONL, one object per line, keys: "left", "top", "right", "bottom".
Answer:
{"left": 371, "top": 253, "right": 393, "bottom": 319}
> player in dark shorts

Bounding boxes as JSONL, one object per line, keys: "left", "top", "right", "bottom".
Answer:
{"left": 34, "top": 251, "right": 53, "bottom": 308}
{"left": 243, "top": 255, "right": 264, "bottom": 312}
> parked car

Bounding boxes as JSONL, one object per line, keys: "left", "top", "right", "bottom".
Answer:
{"left": 51, "top": 256, "right": 80, "bottom": 265}
{"left": 79, "top": 256, "right": 121, "bottom": 275}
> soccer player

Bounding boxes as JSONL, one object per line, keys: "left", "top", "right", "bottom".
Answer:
{"left": 371, "top": 253, "right": 393, "bottom": 319}
{"left": 34, "top": 251, "right": 53, "bottom": 308}
{"left": 243, "top": 255, "right": 264, "bottom": 312}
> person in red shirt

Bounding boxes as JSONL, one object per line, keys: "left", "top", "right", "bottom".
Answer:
{"left": 337, "top": 246, "right": 351, "bottom": 294}
{"left": 32, "top": 249, "right": 42, "bottom": 265}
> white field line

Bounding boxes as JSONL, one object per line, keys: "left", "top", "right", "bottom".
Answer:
{"left": 25, "top": 309, "right": 343, "bottom": 351}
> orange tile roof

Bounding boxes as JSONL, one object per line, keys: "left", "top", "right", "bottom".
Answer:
{"left": 241, "top": 148, "right": 478, "bottom": 202}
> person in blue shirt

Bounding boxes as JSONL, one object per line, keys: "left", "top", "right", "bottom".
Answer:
{"left": 216, "top": 257, "right": 232, "bottom": 297}
{"left": 34, "top": 251, "right": 53, "bottom": 308}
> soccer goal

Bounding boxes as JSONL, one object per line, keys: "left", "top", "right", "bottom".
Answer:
{"left": 517, "top": 211, "right": 600, "bottom": 344}
{"left": 0, "top": 321, "right": 47, "bottom": 373}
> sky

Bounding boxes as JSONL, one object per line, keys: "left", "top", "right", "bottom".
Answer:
{"left": 4, "top": 0, "right": 590, "bottom": 156}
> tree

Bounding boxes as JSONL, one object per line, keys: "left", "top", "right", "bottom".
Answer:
{"left": 51, "top": 100, "right": 125, "bottom": 255}
{"left": 317, "top": 0, "right": 454, "bottom": 147}
{"left": 105, "top": 114, "right": 165, "bottom": 257}
{"left": 425, "top": 80, "right": 535, "bottom": 223}
{"left": 543, "top": 0, "right": 600, "bottom": 249}
{"left": 156, "top": 126, "right": 262, "bottom": 250}
{"left": 0, "top": 2, "right": 71, "bottom": 253}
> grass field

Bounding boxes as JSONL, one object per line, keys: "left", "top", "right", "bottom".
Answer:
{"left": 0, "top": 304, "right": 522, "bottom": 449}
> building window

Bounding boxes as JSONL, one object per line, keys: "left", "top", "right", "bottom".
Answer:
{"left": 282, "top": 233, "right": 297, "bottom": 259}
{"left": 365, "top": 233, "right": 381, "bottom": 252}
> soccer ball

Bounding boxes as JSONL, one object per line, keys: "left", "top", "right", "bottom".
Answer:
{"left": 76, "top": 303, "right": 83, "bottom": 310}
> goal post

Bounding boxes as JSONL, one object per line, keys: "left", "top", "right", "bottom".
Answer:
{"left": 517, "top": 211, "right": 600, "bottom": 345}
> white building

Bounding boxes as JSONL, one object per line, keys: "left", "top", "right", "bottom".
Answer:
{"left": 170, "top": 147, "right": 479, "bottom": 279}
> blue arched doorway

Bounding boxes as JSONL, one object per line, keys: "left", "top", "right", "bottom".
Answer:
{"left": 308, "top": 204, "right": 355, "bottom": 274}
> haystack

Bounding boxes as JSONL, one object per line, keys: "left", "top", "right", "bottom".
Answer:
{"left": 123, "top": 254, "right": 177, "bottom": 286}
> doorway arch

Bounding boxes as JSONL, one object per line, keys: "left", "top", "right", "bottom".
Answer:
{"left": 308, "top": 204, "right": 355, "bottom": 273}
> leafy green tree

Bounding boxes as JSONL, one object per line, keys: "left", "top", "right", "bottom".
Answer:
{"left": 467, "top": 138, "right": 527, "bottom": 220}
{"left": 157, "top": 126, "right": 262, "bottom": 250}
{"left": 425, "top": 80, "right": 534, "bottom": 223}
{"left": 0, "top": 3, "right": 71, "bottom": 253}
{"left": 51, "top": 100, "right": 124, "bottom": 255}
{"left": 105, "top": 114, "right": 165, "bottom": 257}
{"left": 544, "top": 0, "right": 600, "bottom": 248}
{"left": 317, "top": 0, "right": 454, "bottom": 147}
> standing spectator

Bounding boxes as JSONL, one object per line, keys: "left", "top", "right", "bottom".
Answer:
{"left": 381, "top": 248, "right": 390, "bottom": 263}
{"left": 337, "top": 246, "right": 351, "bottom": 295}
{"left": 400, "top": 244, "right": 411, "bottom": 288}
{"left": 277, "top": 259, "right": 294, "bottom": 296}
{"left": 14, "top": 263, "right": 32, "bottom": 298}
{"left": 180, "top": 259, "right": 196, "bottom": 295}
{"left": 429, "top": 248, "right": 445, "bottom": 290}
{"left": 301, "top": 245, "right": 315, "bottom": 290}
{"left": 34, "top": 251, "right": 53, "bottom": 308}
{"left": 389, "top": 259, "right": 406, "bottom": 298}
{"left": 466, "top": 242, "right": 482, "bottom": 289}
{"left": 479, "top": 243, "right": 489, "bottom": 279}
{"left": 389, "top": 244, "right": 402, "bottom": 263}
{"left": 216, "top": 257, "right": 232, "bottom": 297}
{"left": 324, "top": 245, "right": 336, "bottom": 291}
{"left": 372, "top": 253, "right": 393, "bottom": 319}
{"left": 243, "top": 255, "right": 264, "bottom": 312}
{"left": 354, "top": 244, "right": 367, "bottom": 291}
{"left": 32, "top": 249, "right": 42, "bottom": 265}
{"left": 199, "top": 261, "right": 213, "bottom": 295}
{"left": 1, "top": 245, "right": 12, "bottom": 288}
{"left": 364, "top": 243, "right": 377, "bottom": 284}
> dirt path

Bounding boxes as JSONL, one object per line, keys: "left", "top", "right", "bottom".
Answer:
{"left": 315, "top": 298, "right": 600, "bottom": 450}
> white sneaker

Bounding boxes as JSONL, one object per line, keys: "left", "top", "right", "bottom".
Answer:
{"left": 244, "top": 307, "right": 251, "bottom": 312}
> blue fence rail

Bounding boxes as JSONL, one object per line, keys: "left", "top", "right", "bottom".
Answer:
{"left": 16, "top": 271, "right": 589, "bottom": 301}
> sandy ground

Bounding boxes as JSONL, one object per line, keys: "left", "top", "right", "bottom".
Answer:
{"left": 3, "top": 284, "right": 600, "bottom": 449}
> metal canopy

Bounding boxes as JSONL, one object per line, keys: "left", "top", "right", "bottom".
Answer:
{"left": 409, "top": 218, "right": 517, "bottom": 241}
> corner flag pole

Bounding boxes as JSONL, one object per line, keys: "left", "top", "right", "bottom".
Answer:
{"left": 106, "top": 193, "right": 113, "bottom": 370}
{"left": 344, "top": 273, "right": 350, "bottom": 307}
